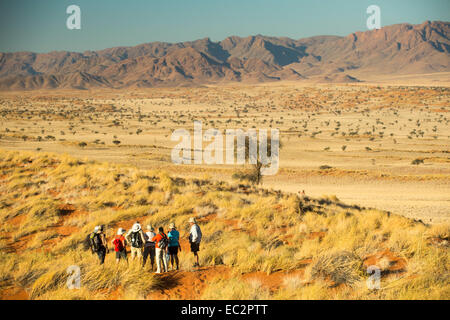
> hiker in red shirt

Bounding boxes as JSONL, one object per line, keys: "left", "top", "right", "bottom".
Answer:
{"left": 111, "top": 228, "right": 128, "bottom": 265}
{"left": 152, "top": 227, "right": 169, "bottom": 273}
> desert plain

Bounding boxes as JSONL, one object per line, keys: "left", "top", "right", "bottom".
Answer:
{"left": 1, "top": 78, "right": 449, "bottom": 223}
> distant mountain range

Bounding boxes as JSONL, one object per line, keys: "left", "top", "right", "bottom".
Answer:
{"left": 0, "top": 21, "right": 448, "bottom": 90}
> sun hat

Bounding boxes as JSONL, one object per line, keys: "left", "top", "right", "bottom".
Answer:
{"left": 117, "top": 228, "right": 124, "bottom": 235}
{"left": 94, "top": 225, "right": 100, "bottom": 233}
{"left": 132, "top": 223, "right": 141, "bottom": 232}
{"left": 146, "top": 225, "right": 154, "bottom": 231}
{"left": 188, "top": 217, "right": 196, "bottom": 224}
{"left": 169, "top": 223, "right": 175, "bottom": 229}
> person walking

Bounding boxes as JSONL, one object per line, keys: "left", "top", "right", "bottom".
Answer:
{"left": 152, "top": 227, "right": 169, "bottom": 274}
{"left": 90, "top": 226, "right": 107, "bottom": 265}
{"left": 143, "top": 225, "right": 156, "bottom": 270}
{"left": 126, "top": 222, "right": 145, "bottom": 263}
{"left": 99, "top": 224, "right": 109, "bottom": 254}
{"left": 167, "top": 223, "right": 181, "bottom": 271}
{"left": 112, "top": 228, "right": 128, "bottom": 265}
{"left": 188, "top": 217, "right": 202, "bottom": 268}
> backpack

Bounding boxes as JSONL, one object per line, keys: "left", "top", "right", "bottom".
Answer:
{"left": 89, "top": 233, "right": 102, "bottom": 252}
{"left": 113, "top": 236, "right": 124, "bottom": 252}
{"left": 130, "top": 231, "right": 143, "bottom": 248}
{"left": 158, "top": 234, "right": 169, "bottom": 250}
{"left": 83, "top": 233, "right": 93, "bottom": 250}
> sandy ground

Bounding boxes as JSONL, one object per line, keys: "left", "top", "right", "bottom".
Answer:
{"left": 264, "top": 178, "right": 449, "bottom": 223}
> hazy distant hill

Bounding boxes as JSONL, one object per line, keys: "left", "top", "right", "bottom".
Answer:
{"left": 0, "top": 21, "right": 448, "bottom": 90}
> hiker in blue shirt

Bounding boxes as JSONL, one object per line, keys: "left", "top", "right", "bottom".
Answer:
{"left": 167, "top": 223, "right": 181, "bottom": 271}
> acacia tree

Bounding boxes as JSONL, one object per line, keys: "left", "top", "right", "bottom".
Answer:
{"left": 232, "top": 132, "right": 281, "bottom": 185}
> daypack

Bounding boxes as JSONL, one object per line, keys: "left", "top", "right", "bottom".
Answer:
{"left": 130, "top": 231, "right": 143, "bottom": 248}
{"left": 158, "top": 234, "right": 169, "bottom": 250}
{"left": 89, "top": 233, "right": 103, "bottom": 252}
{"left": 83, "top": 233, "right": 92, "bottom": 250}
{"left": 113, "top": 236, "right": 125, "bottom": 252}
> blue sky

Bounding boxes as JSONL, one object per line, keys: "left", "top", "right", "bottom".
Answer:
{"left": 0, "top": 0, "right": 449, "bottom": 53}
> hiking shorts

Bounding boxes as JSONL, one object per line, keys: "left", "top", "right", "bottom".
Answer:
{"left": 168, "top": 246, "right": 179, "bottom": 255}
{"left": 116, "top": 249, "right": 127, "bottom": 260}
{"left": 190, "top": 242, "right": 200, "bottom": 253}
{"left": 130, "top": 246, "right": 143, "bottom": 258}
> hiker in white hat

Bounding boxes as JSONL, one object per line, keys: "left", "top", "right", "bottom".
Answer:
{"left": 167, "top": 223, "right": 181, "bottom": 271}
{"left": 132, "top": 222, "right": 141, "bottom": 232}
{"left": 188, "top": 217, "right": 202, "bottom": 268}
{"left": 89, "top": 225, "right": 107, "bottom": 265}
{"left": 111, "top": 228, "right": 128, "bottom": 264}
{"left": 125, "top": 221, "right": 146, "bottom": 262}
{"left": 143, "top": 225, "right": 156, "bottom": 270}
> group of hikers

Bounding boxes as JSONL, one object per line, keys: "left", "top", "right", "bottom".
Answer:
{"left": 87, "top": 217, "right": 202, "bottom": 273}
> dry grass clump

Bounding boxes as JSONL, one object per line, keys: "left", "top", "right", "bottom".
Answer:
{"left": 28, "top": 231, "right": 59, "bottom": 250}
{"left": 282, "top": 275, "right": 306, "bottom": 291}
{"left": 11, "top": 254, "right": 48, "bottom": 289}
{"left": 21, "top": 250, "right": 163, "bottom": 300}
{"left": 35, "top": 287, "right": 107, "bottom": 300}
{"left": 14, "top": 198, "right": 61, "bottom": 239}
{"left": 80, "top": 263, "right": 161, "bottom": 298}
{"left": 30, "top": 268, "right": 70, "bottom": 299}
{"left": 305, "top": 250, "right": 363, "bottom": 287}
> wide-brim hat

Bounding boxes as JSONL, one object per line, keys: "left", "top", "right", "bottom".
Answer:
{"left": 188, "top": 217, "right": 196, "bottom": 224}
{"left": 169, "top": 223, "right": 175, "bottom": 229}
{"left": 117, "top": 228, "right": 125, "bottom": 235}
{"left": 132, "top": 223, "right": 141, "bottom": 232}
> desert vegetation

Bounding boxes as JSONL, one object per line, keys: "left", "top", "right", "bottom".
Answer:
{"left": 0, "top": 150, "right": 448, "bottom": 300}
{"left": 0, "top": 84, "right": 448, "bottom": 223}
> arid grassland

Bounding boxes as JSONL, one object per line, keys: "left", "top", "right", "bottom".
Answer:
{"left": 0, "top": 82, "right": 449, "bottom": 299}
{"left": 0, "top": 150, "right": 448, "bottom": 300}
{"left": 0, "top": 83, "right": 449, "bottom": 222}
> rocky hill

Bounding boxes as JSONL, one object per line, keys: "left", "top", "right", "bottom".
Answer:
{"left": 0, "top": 21, "right": 448, "bottom": 89}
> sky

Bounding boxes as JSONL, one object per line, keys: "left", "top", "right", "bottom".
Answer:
{"left": 0, "top": 0, "right": 449, "bottom": 53}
